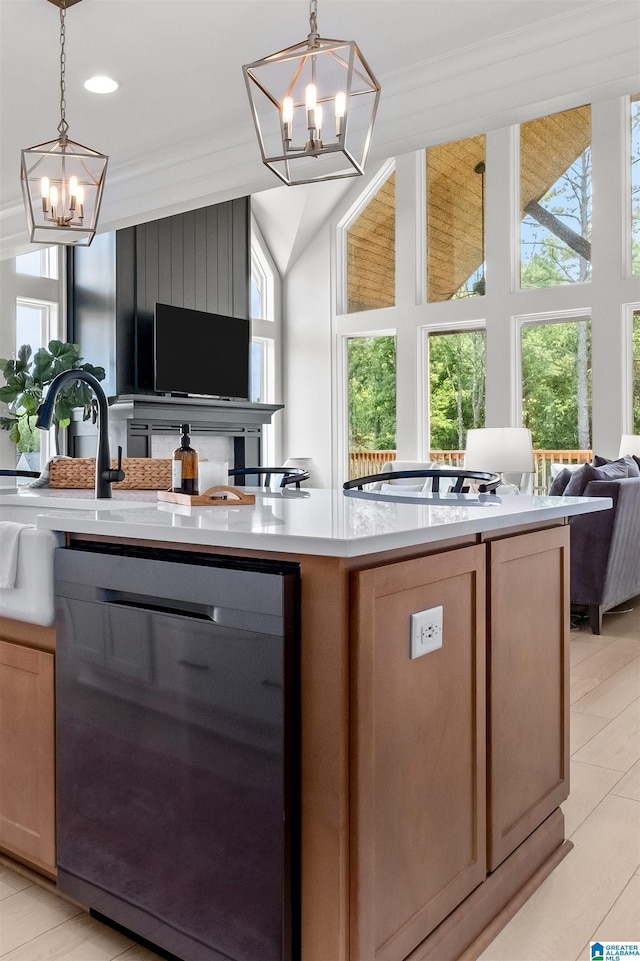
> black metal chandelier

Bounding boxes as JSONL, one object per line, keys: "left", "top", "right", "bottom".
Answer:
{"left": 20, "top": 0, "right": 108, "bottom": 246}
{"left": 242, "top": 0, "right": 380, "bottom": 186}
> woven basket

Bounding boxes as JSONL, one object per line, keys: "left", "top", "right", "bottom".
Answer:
{"left": 49, "top": 457, "right": 172, "bottom": 490}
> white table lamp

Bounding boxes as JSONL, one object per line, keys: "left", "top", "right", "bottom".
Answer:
{"left": 618, "top": 435, "right": 640, "bottom": 458}
{"left": 464, "top": 427, "right": 535, "bottom": 492}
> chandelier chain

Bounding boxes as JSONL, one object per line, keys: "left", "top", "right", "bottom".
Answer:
{"left": 308, "top": 0, "right": 319, "bottom": 46}
{"left": 58, "top": 0, "right": 69, "bottom": 139}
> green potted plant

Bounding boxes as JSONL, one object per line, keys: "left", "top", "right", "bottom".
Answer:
{"left": 0, "top": 340, "right": 106, "bottom": 458}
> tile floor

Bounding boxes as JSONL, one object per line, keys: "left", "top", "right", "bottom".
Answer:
{"left": 1, "top": 599, "right": 638, "bottom": 961}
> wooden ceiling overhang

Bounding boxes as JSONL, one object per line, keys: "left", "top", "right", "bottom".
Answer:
{"left": 347, "top": 105, "right": 591, "bottom": 311}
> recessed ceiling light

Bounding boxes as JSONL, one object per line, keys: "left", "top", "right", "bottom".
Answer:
{"left": 84, "top": 76, "right": 118, "bottom": 94}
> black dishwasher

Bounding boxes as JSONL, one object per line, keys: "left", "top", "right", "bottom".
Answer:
{"left": 55, "top": 542, "right": 300, "bottom": 961}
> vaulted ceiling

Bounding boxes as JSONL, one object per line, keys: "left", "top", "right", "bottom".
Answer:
{"left": 0, "top": 0, "right": 638, "bottom": 263}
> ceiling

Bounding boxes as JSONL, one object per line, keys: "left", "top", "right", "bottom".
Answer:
{"left": 1, "top": 0, "right": 638, "bottom": 264}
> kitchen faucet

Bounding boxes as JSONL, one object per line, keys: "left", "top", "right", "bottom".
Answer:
{"left": 36, "top": 369, "right": 124, "bottom": 499}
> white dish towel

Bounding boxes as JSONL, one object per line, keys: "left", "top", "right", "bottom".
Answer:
{"left": 0, "top": 522, "right": 28, "bottom": 589}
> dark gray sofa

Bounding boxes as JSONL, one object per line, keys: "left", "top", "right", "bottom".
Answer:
{"left": 569, "top": 476, "right": 640, "bottom": 633}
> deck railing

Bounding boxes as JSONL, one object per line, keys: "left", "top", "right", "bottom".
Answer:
{"left": 349, "top": 448, "right": 593, "bottom": 492}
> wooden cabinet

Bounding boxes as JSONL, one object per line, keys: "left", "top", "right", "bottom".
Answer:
{"left": 486, "top": 526, "right": 570, "bottom": 870}
{"left": 348, "top": 526, "right": 570, "bottom": 961}
{"left": 0, "top": 636, "right": 55, "bottom": 876}
{"left": 350, "top": 546, "right": 487, "bottom": 961}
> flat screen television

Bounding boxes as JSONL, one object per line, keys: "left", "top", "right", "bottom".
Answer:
{"left": 154, "top": 303, "right": 250, "bottom": 399}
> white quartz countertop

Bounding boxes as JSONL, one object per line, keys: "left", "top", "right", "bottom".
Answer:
{"left": 0, "top": 485, "right": 611, "bottom": 558}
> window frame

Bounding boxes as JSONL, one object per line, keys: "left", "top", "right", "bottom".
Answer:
{"left": 515, "top": 307, "right": 592, "bottom": 448}
{"left": 336, "top": 158, "right": 396, "bottom": 317}
{"left": 421, "top": 320, "right": 487, "bottom": 456}
{"left": 250, "top": 219, "right": 281, "bottom": 464}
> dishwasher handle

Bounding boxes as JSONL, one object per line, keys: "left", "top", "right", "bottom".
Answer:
{"left": 104, "top": 590, "right": 215, "bottom": 621}
{"left": 97, "top": 589, "right": 286, "bottom": 636}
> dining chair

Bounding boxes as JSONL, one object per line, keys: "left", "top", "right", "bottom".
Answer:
{"left": 344, "top": 467, "right": 501, "bottom": 494}
{"left": 228, "top": 466, "right": 310, "bottom": 489}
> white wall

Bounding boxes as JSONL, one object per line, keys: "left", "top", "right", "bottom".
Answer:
{"left": 281, "top": 226, "right": 335, "bottom": 488}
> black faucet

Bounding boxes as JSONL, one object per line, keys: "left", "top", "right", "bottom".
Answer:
{"left": 36, "top": 369, "right": 125, "bottom": 499}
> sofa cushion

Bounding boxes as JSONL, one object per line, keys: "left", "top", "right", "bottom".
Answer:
{"left": 564, "top": 460, "right": 629, "bottom": 496}
{"left": 549, "top": 468, "right": 572, "bottom": 495}
{"left": 593, "top": 454, "right": 640, "bottom": 477}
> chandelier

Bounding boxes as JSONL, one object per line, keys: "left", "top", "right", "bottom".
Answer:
{"left": 20, "top": 0, "right": 108, "bottom": 246}
{"left": 242, "top": 0, "right": 380, "bottom": 186}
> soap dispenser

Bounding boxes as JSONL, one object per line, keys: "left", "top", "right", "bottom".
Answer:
{"left": 172, "top": 423, "right": 198, "bottom": 494}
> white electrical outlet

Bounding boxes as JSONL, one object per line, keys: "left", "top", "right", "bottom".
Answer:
{"left": 410, "top": 605, "right": 443, "bottom": 659}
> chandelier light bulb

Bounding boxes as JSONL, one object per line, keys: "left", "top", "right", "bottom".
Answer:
{"left": 335, "top": 91, "right": 346, "bottom": 136}
{"left": 282, "top": 95, "right": 294, "bottom": 142}
{"left": 305, "top": 83, "right": 317, "bottom": 112}
{"left": 315, "top": 102, "right": 323, "bottom": 137}
{"left": 306, "top": 82, "right": 317, "bottom": 130}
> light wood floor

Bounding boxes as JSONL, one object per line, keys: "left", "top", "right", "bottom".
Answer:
{"left": 1, "top": 599, "right": 638, "bottom": 961}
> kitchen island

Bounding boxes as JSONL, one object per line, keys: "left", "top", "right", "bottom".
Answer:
{"left": 0, "top": 486, "right": 610, "bottom": 961}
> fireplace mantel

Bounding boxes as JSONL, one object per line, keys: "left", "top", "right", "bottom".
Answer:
{"left": 69, "top": 394, "right": 283, "bottom": 466}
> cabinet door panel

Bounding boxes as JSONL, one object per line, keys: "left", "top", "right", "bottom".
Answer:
{"left": 488, "top": 527, "right": 570, "bottom": 870}
{"left": 0, "top": 639, "right": 55, "bottom": 873}
{"left": 350, "top": 546, "right": 486, "bottom": 961}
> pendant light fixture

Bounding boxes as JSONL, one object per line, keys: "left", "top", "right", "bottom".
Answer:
{"left": 242, "top": 0, "right": 380, "bottom": 186}
{"left": 472, "top": 161, "right": 486, "bottom": 296}
{"left": 20, "top": 0, "right": 108, "bottom": 246}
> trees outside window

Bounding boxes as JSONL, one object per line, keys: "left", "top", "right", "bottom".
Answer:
{"left": 520, "top": 105, "right": 591, "bottom": 288}
{"left": 427, "top": 329, "right": 485, "bottom": 450}
{"left": 348, "top": 336, "right": 396, "bottom": 452}
{"left": 521, "top": 318, "right": 592, "bottom": 449}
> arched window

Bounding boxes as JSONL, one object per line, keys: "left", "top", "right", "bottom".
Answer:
{"left": 346, "top": 169, "right": 395, "bottom": 313}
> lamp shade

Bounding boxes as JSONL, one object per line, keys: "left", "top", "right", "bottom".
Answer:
{"left": 618, "top": 434, "right": 640, "bottom": 458}
{"left": 464, "top": 428, "right": 535, "bottom": 474}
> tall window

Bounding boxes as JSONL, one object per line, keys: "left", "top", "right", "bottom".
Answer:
{"left": 427, "top": 328, "right": 486, "bottom": 451}
{"left": 632, "top": 95, "right": 640, "bottom": 275}
{"left": 520, "top": 105, "right": 591, "bottom": 288}
{"left": 521, "top": 317, "right": 592, "bottom": 450}
{"left": 633, "top": 309, "right": 640, "bottom": 433}
{"left": 346, "top": 171, "right": 395, "bottom": 313}
{"left": 11, "top": 298, "right": 59, "bottom": 469}
{"left": 426, "top": 135, "right": 486, "bottom": 302}
{"left": 16, "top": 298, "right": 57, "bottom": 351}
{"left": 250, "top": 234, "right": 276, "bottom": 405}
{"left": 250, "top": 229, "right": 279, "bottom": 461}
{"left": 15, "top": 247, "right": 58, "bottom": 280}
{"left": 347, "top": 335, "right": 396, "bottom": 473}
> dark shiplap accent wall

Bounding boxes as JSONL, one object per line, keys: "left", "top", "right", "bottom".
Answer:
{"left": 71, "top": 198, "right": 250, "bottom": 396}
